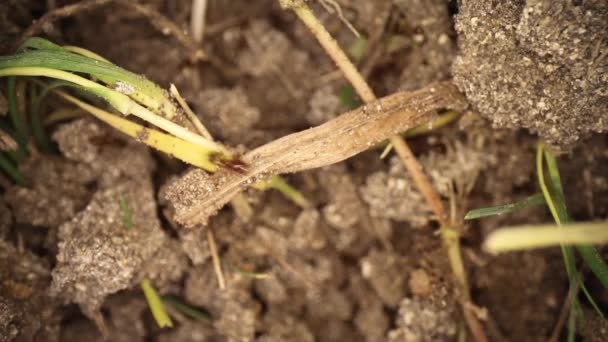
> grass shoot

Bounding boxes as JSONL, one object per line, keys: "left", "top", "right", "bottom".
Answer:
{"left": 119, "top": 196, "right": 134, "bottom": 230}
{"left": 163, "top": 295, "right": 212, "bottom": 322}
{"left": 140, "top": 279, "right": 173, "bottom": 328}
{"left": 465, "top": 193, "right": 545, "bottom": 220}
{"left": 484, "top": 222, "right": 608, "bottom": 253}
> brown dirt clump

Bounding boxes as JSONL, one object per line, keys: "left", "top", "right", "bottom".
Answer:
{"left": 0, "top": 241, "right": 60, "bottom": 341}
{"left": 453, "top": 0, "right": 608, "bottom": 147}
{"left": 4, "top": 156, "right": 94, "bottom": 227}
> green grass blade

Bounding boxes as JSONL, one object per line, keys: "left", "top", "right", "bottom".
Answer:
{"left": 119, "top": 196, "right": 134, "bottom": 230}
{"left": 403, "top": 111, "right": 461, "bottom": 139}
{"left": 0, "top": 66, "right": 133, "bottom": 114}
{"left": 576, "top": 245, "right": 608, "bottom": 289}
{"left": 29, "top": 83, "right": 55, "bottom": 153}
{"left": 140, "top": 279, "right": 173, "bottom": 328}
{"left": 18, "top": 36, "right": 65, "bottom": 52}
{"left": 541, "top": 145, "right": 608, "bottom": 289}
{"left": 543, "top": 150, "right": 569, "bottom": 223}
{"left": 465, "top": 193, "right": 545, "bottom": 220}
{"left": 538, "top": 143, "right": 606, "bottom": 326}
{"left": 1, "top": 45, "right": 176, "bottom": 117}
{"left": 163, "top": 296, "right": 212, "bottom": 322}
{"left": 0, "top": 152, "right": 27, "bottom": 185}
{"left": 7, "top": 77, "right": 28, "bottom": 159}
{"left": 484, "top": 222, "right": 608, "bottom": 253}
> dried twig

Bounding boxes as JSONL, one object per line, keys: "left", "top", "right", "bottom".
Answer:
{"left": 163, "top": 82, "right": 466, "bottom": 226}
{"left": 207, "top": 227, "right": 226, "bottom": 290}
{"left": 190, "top": 0, "right": 208, "bottom": 43}
{"left": 549, "top": 278, "right": 581, "bottom": 342}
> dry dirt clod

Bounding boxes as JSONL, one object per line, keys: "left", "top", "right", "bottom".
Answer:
{"left": 394, "top": 0, "right": 457, "bottom": 91}
{"left": 318, "top": 164, "right": 364, "bottom": 230}
{"left": 185, "top": 266, "right": 258, "bottom": 342}
{"left": 195, "top": 87, "right": 261, "bottom": 146}
{"left": 51, "top": 179, "right": 167, "bottom": 324}
{"left": 0, "top": 240, "right": 60, "bottom": 342}
{"left": 49, "top": 119, "right": 169, "bottom": 327}
{"left": 361, "top": 248, "right": 409, "bottom": 307}
{"left": 4, "top": 156, "right": 95, "bottom": 228}
{"left": 409, "top": 268, "right": 432, "bottom": 297}
{"left": 387, "top": 286, "right": 458, "bottom": 342}
{"left": 453, "top": 0, "right": 608, "bottom": 148}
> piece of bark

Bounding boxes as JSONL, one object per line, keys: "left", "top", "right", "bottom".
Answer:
{"left": 162, "top": 82, "right": 467, "bottom": 227}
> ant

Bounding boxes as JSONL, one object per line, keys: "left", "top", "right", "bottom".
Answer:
{"left": 210, "top": 152, "right": 249, "bottom": 175}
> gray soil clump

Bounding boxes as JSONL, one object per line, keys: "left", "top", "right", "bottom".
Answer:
{"left": 387, "top": 286, "right": 458, "bottom": 342}
{"left": 453, "top": 0, "right": 608, "bottom": 147}
{"left": 49, "top": 119, "right": 174, "bottom": 326}
{"left": 4, "top": 156, "right": 94, "bottom": 227}
{"left": 0, "top": 241, "right": 60, "bottom": 341}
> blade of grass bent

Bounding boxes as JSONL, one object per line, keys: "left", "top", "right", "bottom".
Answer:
{"left": 484, "top": 222, "right": 608, "bottom": 253}
{"left": 0, "top": 152, "right": 27, "bottom": 185}
{"left": 543, "top": 147, "right": 608, "bottom": 289}
{"left": 537, "top": 143, "right": 581, "bottom": 336}
{"left": 7, "top": 38, "right": 176, "bottom": 118}
{"left": 7, "top": 77, "right": 28, "bottom": 159}
{"left": 140, "top": 279, "right": 173, "bottom": 328}
{"left": 465, "top": 193, "right": 545, "bottom": 220}
{"left": 0, "top": 68, "right": 225, "bottom": 154}
{"left": 56, "top": 90, "right": 220, "bottom": 172}
{"left": 163, "top": 296, "right": 212, "bottom": 322}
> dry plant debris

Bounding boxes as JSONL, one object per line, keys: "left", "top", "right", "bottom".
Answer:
{"left": 162, "top": 82, "right": 467, "bottom": 227}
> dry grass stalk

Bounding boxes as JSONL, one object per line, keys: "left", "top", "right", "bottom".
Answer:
{"left": 164, "top": 82, "right": 466, "bottom": 226}
{"left": 278, "top": 1, "right": 486, "bottom": 341}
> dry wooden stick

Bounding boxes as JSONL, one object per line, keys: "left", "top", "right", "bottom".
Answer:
{"left": 278, "top": 1, "right": 486, "bottom": 341}
{"left": 162, "top": 82, "right": 466, "bottom": 227}
{"left": 207, "top": 227, "right": 226, "bottom": 290}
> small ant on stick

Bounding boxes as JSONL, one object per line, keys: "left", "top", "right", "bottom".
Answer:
{"left": 211, "top": 153, "right": 249, "bottom": 175}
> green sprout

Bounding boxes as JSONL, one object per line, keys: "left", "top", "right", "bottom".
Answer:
{"left": 0, "top": 153, "right": 27, "bottom": 186}
{"left": 484, "top": 222, "right": 608, "bottom": 253}
{"left": 140, "top": 279, "right": 173, "bottom": 328}
{"left": 163, "top": 296, "right": 212, "bottom": 322}
{"left": 119, "top": 196, "right": 134, "bottom": 230}
{"left": 0, "top": 37, "right": 230, "bottom": 167}
{"left": 465, "top": 193, "right": 545, "bottom": 220}
{"left": 0, "top": 37, "right": 308, "bottom": 203}
{"left": 468, "top": 143, "right": 608, "bottom": 339}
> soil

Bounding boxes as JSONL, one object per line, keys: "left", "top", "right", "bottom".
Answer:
{"left": 0, "top": 1, "right": 607, "bottom": 342}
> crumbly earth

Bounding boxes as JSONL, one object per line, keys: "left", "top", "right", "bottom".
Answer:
{"left": 0, "top": 241, "right": 60, "bottom": 341}
{"left": 453, "top": 0, "right": 608, "bottom": 147}
{"left": 0, "top": 0, "right": 606, "bottom": 341}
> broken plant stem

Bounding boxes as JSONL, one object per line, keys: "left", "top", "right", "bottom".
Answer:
{"left": 484, "top": 222, "right": 608, "bottom": 253}
{"left": 56, "top": 90, "right": 221, "bottom": 171}
{"left": 191, "top": 0, "right": 208, "bottom": 43}
{"left": 207, "top": 227, "right": 227, "bottom": 290}
{"left": 140, "top": 279, "right": 173, "bottom": 328}
{"left": 281, "top": 1, "right": 484, "bottom": 341}
{"left": 170, "top": 84, "right": 213, "bottom": 140}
